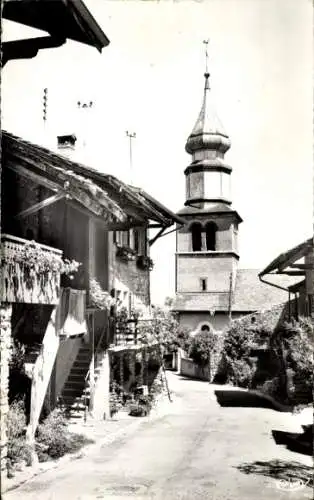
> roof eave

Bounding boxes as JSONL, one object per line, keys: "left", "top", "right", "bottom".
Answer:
{"left": 3, "top": 0, "right": 110, "bottom": 52}
{"left": 259, "top": 238, "right": 313, "bottom": 277}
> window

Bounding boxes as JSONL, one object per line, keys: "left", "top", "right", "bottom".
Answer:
{"left": 200, "top": 278, "right": 207, "bottom": 291}
{"left": 200, "top": 324, "right": 210, "bottom": 332}
{"left": 205, "top": 221, "right": 217, "bottom": 251}
{"left": 191, "top": 222, "right": 202, "bottom": 251}
{"left": 122, "top": 230, "right": 130, "bottom": 247}
{"left": 133, "top": 229, "right": 140, "bottom": 254}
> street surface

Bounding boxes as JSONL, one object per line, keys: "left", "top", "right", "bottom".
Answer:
{"left": 4, "top": 372, "right": 313, "bottom": 500}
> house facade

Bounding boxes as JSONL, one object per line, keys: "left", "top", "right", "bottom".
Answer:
{"left": 1, "top": 0, "right": 183, "bottom": 474}
{"left": 1, "top": 0, "right": 111, "bottom": 475}
{"left": 1, "top": 130, "right": 182, "bottom": 436}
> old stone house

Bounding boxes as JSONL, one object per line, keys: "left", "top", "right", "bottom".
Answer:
{"left": 1, "top": 0, "right": 111, "bottom": 476}
{"left": 172, "top": 69, "right": 291, "bottom": 333}
{"left": 1, "top": 130, "right": 182, "bottom": 469}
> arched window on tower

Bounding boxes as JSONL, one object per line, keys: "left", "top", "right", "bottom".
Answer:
{"left": 205, "top": 222, "right": 217, "bottom": 251}
{"left": 191, "top": 222, "right": 202, "bottom": 251}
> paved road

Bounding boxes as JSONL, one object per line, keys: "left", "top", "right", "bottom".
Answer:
{"left": 4, "top": 372, "right": 313, "bottom": 500}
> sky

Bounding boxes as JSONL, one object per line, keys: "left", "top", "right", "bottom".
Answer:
{"left": 2, "top": 0, "right": 313, "bottom": 305}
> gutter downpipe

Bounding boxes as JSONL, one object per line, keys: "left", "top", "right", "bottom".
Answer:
{"left": 258, "top": 273, "right": 289, "bottom": 293}
{"left": 259, "top": 273, "right": 290, "bottom": 319}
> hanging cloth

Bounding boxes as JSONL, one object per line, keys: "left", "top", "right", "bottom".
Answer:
{"left": 57, "top": 287, "right": 88, "bottom": 337}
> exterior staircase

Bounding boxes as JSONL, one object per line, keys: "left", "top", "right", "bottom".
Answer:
{"left": 60, "top": 343, "right": 92, "bottom": 422}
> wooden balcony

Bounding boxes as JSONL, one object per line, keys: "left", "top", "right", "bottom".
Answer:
{"left": 1, "top": 234, "right": 62, "bottom": 304}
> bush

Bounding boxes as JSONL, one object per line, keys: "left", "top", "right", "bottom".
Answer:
{"left": 7, "top": 438, "right": 33, "bottom": 467}
{"left": 6, "top": 400, "right": 32, "bottom": 470}
{"left": 188, "top": 329, "right": 216, "bottom": 367}
{"left": 227, "top": 359, "right": 254, "bottom": 388}
{"left": 36, "top": 408, "right": 93, "bottom": 460}
{"left": 7, "top": 400, "right": 27, "bottom": 439}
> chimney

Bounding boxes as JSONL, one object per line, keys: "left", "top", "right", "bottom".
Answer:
{"left": 57, "top": 134, "right": 77, "bottom": 157}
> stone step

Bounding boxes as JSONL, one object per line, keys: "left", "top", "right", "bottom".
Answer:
{"left": 65, "top": 378, "right": 86, "bottom": 386}
{"left": 70, "top": 365, "right": 90, "bottom": 372}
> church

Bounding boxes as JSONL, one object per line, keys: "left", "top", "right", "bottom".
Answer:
{"left": 172, "top": 60, "right": 289, "bottom": 333}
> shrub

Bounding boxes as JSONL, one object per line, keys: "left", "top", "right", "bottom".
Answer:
{"left": 7, "top": 400, "right": 26, "bottom": 439}
{"left": 6, "top": 400, "right": 32, "bottom": 469}
{"left": 36, "top": 408, "right": 93, "bottom": 460}
{"left": 223, "top": 323, "right": 251, "bottom": 361}
{"left": 188, "top": 329, "right": 216, "bottom": 367}
{"left": 262, "top": 319, "right": 314, "bottom": 405}
{"left": 7, "top": 438, "right": 33, "bottom": 468}
{"left": 227, "top": 359, "right": 254, "bottom": 388}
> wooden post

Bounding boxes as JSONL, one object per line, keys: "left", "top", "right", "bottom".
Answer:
{"left": 89, "top": 312, "right": 95, "bottom": 412}
{"left": 139, "top": 351, "right": 144, "bottom": 386}
{"left": 26, "top": 306, "right": 59, "bottom": 444}
{"left": 119, "top": 354, "right": 124, "bottom": 388}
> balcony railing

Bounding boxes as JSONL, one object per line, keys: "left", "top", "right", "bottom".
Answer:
{"left": 1, "top": 234, "right": 62, "bottom": 304}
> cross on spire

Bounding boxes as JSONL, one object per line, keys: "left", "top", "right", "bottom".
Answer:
{"left": 203, "top": 39, "right": 209, "bottom": 75}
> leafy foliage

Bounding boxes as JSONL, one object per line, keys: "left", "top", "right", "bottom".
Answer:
{"left": 7, "top": 400, "right": 32, "bottom": 470}
{"left": 89, "top": 278, "right": 114, "bottom": 310}
{"left": 188, "top": 329, "right": 216, "bottom": 367}
{"left": 268, "top": 319, "right": 314, "bottom": 404}
{"left": 219, "top": 315, "right": 314, "bottom": 400}
{"left": 36, "top": 408, "right": 93, "bottom": 460}
{"left": 7, "top": 400, "right": 26, "bottom": 439}
{"left": 4, "top": 240, "right": 81, "bottom": 277}
{"left": 138, "top": 306, "right": 191, "bottom": 352}
{"left": 9, "top": 339, "right": 25, "bottom": 371}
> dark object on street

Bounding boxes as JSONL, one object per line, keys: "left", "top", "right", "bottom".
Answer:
{"left": 272, "top": 424, "right": 313, "bottom": 456}
{"left": 214, "top": 389, "right": 292, "bottom": 412}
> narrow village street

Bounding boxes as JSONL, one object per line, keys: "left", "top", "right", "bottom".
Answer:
{"left": 4, "top": 372, "right": 312, "bottom": 500}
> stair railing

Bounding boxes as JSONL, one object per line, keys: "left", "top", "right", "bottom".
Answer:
{"left": 83, "top": 311, "right": 108, "bottom": 422}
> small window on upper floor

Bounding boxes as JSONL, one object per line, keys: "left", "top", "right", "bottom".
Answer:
{"left": 200, "top": 278, "right": 207, "bottom": 291}
{"left": 205, "top": 221, "right": 217, "bottom": 251}
{"left": 122, "top": 230, "right": 130, "bottom": 247}
{"left": 191, "top": 222, "right": 202, "bottom": 251}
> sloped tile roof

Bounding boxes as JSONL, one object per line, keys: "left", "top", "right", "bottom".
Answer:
{"left": 3, "top": 131, "right": 183, "bottom": 229}
{"left": 172, "top": 269, "right": 295, "bottom": 313}
{"left": 232, "top": 269, "right": 293, "bottom": 312}
{"left": 172, "top": 292, "right": 230, "bottom": 312}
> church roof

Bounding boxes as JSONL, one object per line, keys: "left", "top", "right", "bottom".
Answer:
{"left": 185, "top": 73, "right": 231, "bottom": 155}
{"left": 172, "top": 269, "right": 294, "bottom": 313}
{"left": 232, "top": 269, "right": 294, "bottom": 312}
{"left": 177, "top": 201, "right": 242, "bottom": 222}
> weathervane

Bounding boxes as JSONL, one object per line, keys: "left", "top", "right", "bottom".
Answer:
{"left": 203, "top": 39, "right": 209, "bottom": 75}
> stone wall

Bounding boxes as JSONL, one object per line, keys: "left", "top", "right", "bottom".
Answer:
{"left": 231, "top": 302, "right": 290, "bottom": 331}
{"left": 0, "top": 304, "right": 12, "bottom": 474}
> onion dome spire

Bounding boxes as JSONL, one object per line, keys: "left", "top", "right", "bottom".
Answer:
{"left": 185, "top": 41, "right": 231, "bottom": 155}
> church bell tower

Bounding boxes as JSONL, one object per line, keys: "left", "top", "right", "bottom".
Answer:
{"left": 175, "top": 43, "right": 242, "bottom": 308}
